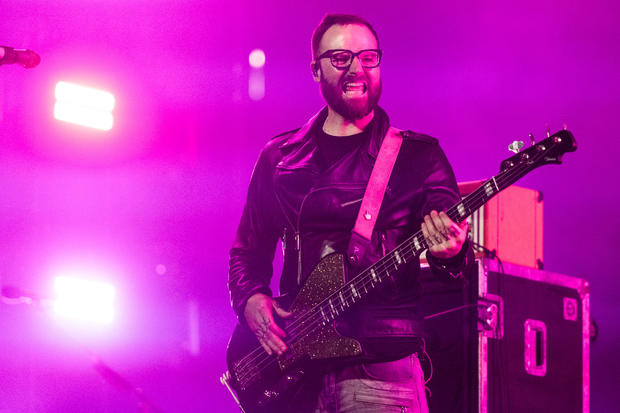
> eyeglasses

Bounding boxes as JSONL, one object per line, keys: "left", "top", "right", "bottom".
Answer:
{"left": 316, "top": 49, "right": 382, "bottom": 69}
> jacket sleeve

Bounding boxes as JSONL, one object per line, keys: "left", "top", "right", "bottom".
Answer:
{"left": 420, "top": 144, "right": 475, "bottom": 281}
{"left": 228, "top": 144, "right": 281, "bottom": 323}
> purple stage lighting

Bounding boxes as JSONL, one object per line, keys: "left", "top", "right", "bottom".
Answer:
{"left": 248, "top": 49, "right": 266, "bottom": 101}
{"left": 248, "top": 49, "right": 266, "bottom": 69}
{"left": 54, "top": 81, "right": 115, "bottom": 131}
{"left": 53, "top": 275, "right": 116, "bottom": 325}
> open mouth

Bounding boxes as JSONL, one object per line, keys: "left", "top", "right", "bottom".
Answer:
{"left": 342, "top": 81, "right": 367, "bottom": 96}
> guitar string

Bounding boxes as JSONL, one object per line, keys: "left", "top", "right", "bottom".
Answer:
{"left": 236, "top": 230, "right": 429, "bottom": 381}
{"left": 235, "top": 238, "right": 427, "bottom": 383}
{"left": 234, "top": 167, "right": 498, "bottom": 375}
{"left": 256, "top": 134, "right": 565, "bottom": 350}
{"left": 233, "top": 209, "right": 436, "bottom": 380}
{"left": 234, "top": 149, "right": 545, "bottom": 383}
{"left": 236, "top": 229, "right": 440, "bottom": 383}
{"left": 234, "top": 154, "right": 539, "bottom": 385}
{"left": 233, "top": 241, "right": 419, "bottom": 384}
{"left": 233, "top": 141, "right": 558, "bottom": 383}
{"left": 281, "top": 139, "right": 559, "bottom": 342}
{"left": 235, "top": 157, "right": 519, "bottom": 373}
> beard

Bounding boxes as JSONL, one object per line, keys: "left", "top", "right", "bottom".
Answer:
{"left": 320, "top": 76, "right": 382, "bottom": 120}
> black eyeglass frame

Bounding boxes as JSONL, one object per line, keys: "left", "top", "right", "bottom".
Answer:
{"left": 315, "top": 49, "right": 383, "bottom": 69}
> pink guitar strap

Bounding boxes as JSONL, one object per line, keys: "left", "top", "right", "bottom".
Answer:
{"left": 348, "top": 127, "right": 403, "bottom": 264}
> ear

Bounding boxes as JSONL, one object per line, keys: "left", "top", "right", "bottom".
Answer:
{"left": 311, "top": 61, "right": 320, "bottom": 82}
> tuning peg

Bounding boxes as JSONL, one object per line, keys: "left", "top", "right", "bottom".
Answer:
{"left": 545, "top": 123, "right": 551, "bottom": 138}
{"left": 508, "top": 140, "right": 524, "bottom": 154}
{"left": 529, "top": 133, "right": 535, "bottom": 146}
{"left": 563, "top": 122, "right": 567, "bottom": 130}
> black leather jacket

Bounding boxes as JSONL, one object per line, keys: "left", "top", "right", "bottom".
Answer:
{"left": 229, "top": 107, "right": 473, "bottom": 356}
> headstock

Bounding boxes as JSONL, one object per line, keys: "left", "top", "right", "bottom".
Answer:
{"left": 500, "top": 130, "right": 577, "bottom": 173}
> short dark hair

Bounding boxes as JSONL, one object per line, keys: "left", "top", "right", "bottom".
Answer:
{"left": 311, "top": 14, "right": 379, "bottom": 59}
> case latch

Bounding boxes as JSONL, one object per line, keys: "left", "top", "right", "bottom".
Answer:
{"left": 477, "top": 294, "right": 504, "bottom": 339}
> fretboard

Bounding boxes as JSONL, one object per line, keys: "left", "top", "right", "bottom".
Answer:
{"left": 309, "top": 157, "right": 536, "bottom": 326}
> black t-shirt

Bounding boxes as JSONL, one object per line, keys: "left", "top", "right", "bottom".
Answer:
{"left": 315, "top": 127, "right": 369, "bottom": 171}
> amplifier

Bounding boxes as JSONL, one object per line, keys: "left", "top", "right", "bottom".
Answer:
{"left": 459, "top": 181, "right": 543, "bottom": 269}
{"left": 419, "top": 258, "right": 590, "bottom": 413}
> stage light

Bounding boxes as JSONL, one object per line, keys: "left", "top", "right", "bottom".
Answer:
{"left": 53, "top": 81, "right": 115, "bottom": 131}
{"left": 55, "top": 81, "right": 115, "bottom": 111}
{"left": 54, "top": 102, "right": 114, "bottom": 131}
{"left": 53, "top": 276, "right": 116, "bottom": 325}
{"left": 248, "top": 49, "right": 265, "bottom": 69}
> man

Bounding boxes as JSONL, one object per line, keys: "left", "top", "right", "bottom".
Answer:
{"left": 229, "top": 14, "right": 473, "bottom": 412}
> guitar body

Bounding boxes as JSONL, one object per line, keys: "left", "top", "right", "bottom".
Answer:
{"left": 226, "top": 253, "right": 362, "bottom": 412}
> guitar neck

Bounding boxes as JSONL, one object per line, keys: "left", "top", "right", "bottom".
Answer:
{"left": 311, "top": 138, "right": 560, "bottom": 325}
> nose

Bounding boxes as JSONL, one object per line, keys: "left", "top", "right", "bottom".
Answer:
{"left": 347, "top": 54, "right": 363, "bottom": 74}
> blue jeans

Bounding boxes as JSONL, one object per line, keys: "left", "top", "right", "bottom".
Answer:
{"left": 313, "top": 354, "right": 429, "bottom": 413}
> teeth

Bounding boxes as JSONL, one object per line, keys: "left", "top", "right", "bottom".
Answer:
{"left": 344, "top": 82, "right": 366, "bottom": 92}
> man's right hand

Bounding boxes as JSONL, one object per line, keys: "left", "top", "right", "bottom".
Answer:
{"left": 243, "top": 293, "right": 292, "bottom": 356}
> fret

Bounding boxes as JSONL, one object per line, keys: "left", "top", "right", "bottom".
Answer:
{"left": 394, "top": 250, "right": 402, "bottom": 265}
{"left": 329, "top": 299, "right": 337, "bottom": 316}
{"left": 320, "top": 307, "right": 327, "bottom": 325}
{"left": 350, "top": 284, "right": 359, "bottom": 299}
{"left": 491, "top": 176, "right": 499, "bottom": 191}
{"left": 484, "top": 182, "right": 494, "bottom": 197}
{"left": 413, "top": 236, "right": 421, "bottom": 251}
{"left": 457, "top": 202, "right": 466, "bottom": 219}
{"left": 339, "top": 291, "right": 347, "bottom": 308}
{"left": 370, "top": 268, "right": 378, "bottom": 282}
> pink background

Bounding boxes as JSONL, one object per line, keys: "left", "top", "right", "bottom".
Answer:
{"left": 1, "top": 1, "right": 618, "bottom": 411}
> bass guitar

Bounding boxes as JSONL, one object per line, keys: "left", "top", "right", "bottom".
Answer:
{"left": 221, "top": 130, "right": 577, "bottom": 412}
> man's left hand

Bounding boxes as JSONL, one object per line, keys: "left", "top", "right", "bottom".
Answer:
{"left": 421, "top": 210, "right": 468, "bottom": 259}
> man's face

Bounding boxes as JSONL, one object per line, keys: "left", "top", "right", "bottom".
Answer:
{"left": 313, "top": 24, "right": 382, "bottom": 121}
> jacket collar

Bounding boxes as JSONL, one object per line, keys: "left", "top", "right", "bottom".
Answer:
{"left": 277, "top": 106, "right": 391, "bottom": 171}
